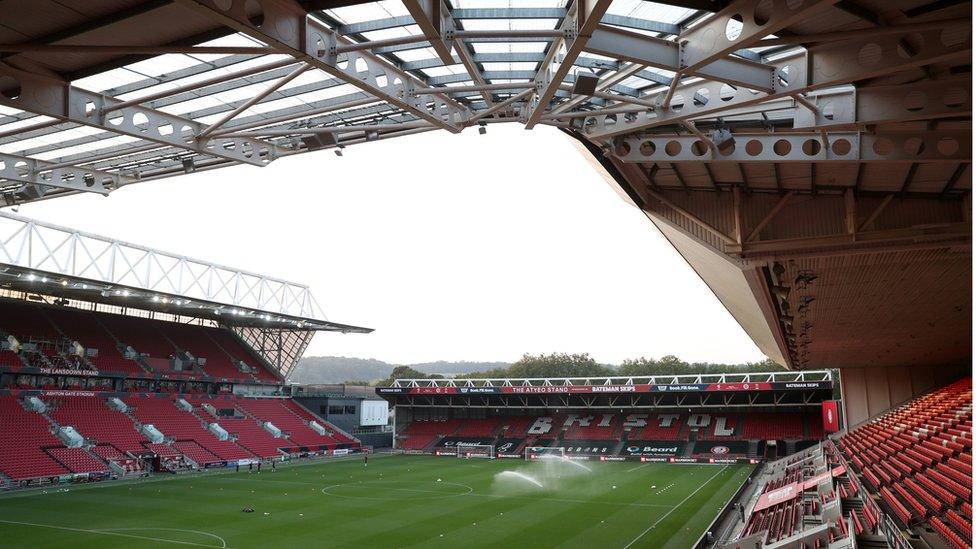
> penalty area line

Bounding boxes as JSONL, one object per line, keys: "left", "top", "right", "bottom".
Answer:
{"left": 0, "top": 519, "right": 229, "bottom": 548}
{"left": 622, "top": 465, "right": 729, "bottom": 549}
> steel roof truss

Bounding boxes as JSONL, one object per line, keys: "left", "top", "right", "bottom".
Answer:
{"left": 0, "top": 65, "right": 276, "bottom": 167}
{"left": 177, "top": 0, "right": 470, "bottom": 132}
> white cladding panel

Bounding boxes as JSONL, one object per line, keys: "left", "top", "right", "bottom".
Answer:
{"left": 360, "top": 400, "right": 389, "bottom": 426}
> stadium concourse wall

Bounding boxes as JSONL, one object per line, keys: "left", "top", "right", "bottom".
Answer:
{"left": 839, "top": 363, "right": 969, "bottom": 427}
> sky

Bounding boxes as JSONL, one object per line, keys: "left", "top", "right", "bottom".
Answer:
{"left": 18, "top": 124, "right": 765, "bottom": 366}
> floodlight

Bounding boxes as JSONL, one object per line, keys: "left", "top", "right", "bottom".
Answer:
{"left": 572, "top": 70, "right": 599, "bottom": 96}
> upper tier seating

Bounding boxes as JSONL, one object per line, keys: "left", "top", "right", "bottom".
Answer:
{"left": 840, "top": 378, "right": 972, "bottom": 544}
{"left": 0, "top": 396, "right": 70, "bottom": 480}
{"left": 0, "top": 301, "right": 60, "bottom": 341}
{"left": 155, "top": 323, "right": 255, "bottom": 381}
{"left": 43, "top": 308, "right": 145, "bottom": 375}
{"left": 100, "top": 316, "right": 178, "bottom": 364}
{"left": 0, "top": 300, "right": 280, "bottom": 383}
{"left": 0, "top": 349, "right": 23, "bottom": 368}
{"left": 207, "top": 329, "right": 279, "bottom": 383}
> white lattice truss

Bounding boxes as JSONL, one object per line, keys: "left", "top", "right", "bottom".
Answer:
{"left": 0, "top": 210, "right": 325, "bottom": 321}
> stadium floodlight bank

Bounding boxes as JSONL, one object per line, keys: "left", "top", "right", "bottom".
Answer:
{"left": 525, "top": 447, "right": 566, "bottom": 460}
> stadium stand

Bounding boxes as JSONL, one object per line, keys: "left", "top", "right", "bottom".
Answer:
{"left": 48, "top": 395, "right": 149, "bottom": 454}
{"left": 235, "top": 397, "right": 354, "bottom": 450}
{"left": 125, "top": 394, "right": 255, "bottom": 461}
{"left": 721, "top": 442, "right": 858, "bottom": 549}
{"left": 45, "top": 447, "right": 109, "bottom": 475}
{"left": 0, "top": 386, "right": 363, "bottom": 483}
{"left": 453, "top": 417, "right": 503, "bottom": 437}
{"left": 0, "top": 300, "right": 282, "bottom": 384}
{"left": 562, "top": 414, "right": 621, "bottom": 441}
{"left": 839, "top": 378, "right": 972, "bottom": 548}
{"left": 398, "top": 419, "right": 462, "bottom": 451}
{"left": 401, "top": 411, "right": 823, "bottom": 459}
{"left": 0, "top": 395, "right": 70, "bottom": 480}
{"left": 43, "top": 307, "right": 147, "bottom": 375}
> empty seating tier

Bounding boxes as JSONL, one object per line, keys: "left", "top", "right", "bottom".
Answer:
{"left": 840, "top": 378, "right": 972, "bottom": 543}
{"left": 0, "top": 396, "right": 70, "bottom": 480}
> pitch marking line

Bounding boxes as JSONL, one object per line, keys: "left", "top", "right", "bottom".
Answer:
{"left": 625, "top": 463, "right": 650, "bottom": 473}
{"left": 311, "top": 478, "right": 673, "bottom": 508}
{"left": 96, "top": 528, "right": 228, "bottom": 548}
{"left": 622, "top": 465, "right": 730, "bottom": 549}
{"left": 0, "top": 519, "right": 229, "bottom": 548}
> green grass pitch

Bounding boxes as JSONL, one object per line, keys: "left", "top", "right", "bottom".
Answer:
{"left": 0, "top": 455, "right": 752, "bottom": 548}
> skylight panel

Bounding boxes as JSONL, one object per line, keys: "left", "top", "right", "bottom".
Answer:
{"left": 453, "top": 0, "right": 566, "bottom": 8}
{"left": 361, "top": 25, "right": 422, "bottom": 41}
{"left": 158, "top": 95, "right": 228, "bottom": 117}
{"left": 34, "top": 135, "right": 142, "bottom": 162}
{"left": 326, "top": 1, "right": 408, "bottom": 26}
{"left": 238, "top": 96, "right": 308, "bottom": 117}
{"left": 609, "top": 0, "right": 695, "bottom": 23}
{"left": 125, "top": 54, "right": 204, "bottom": 79}
{"left": 472, "top": 42, "right": 548, "bottom": 54}
{"left": 0, "top": 115, "right": 54, "bottom": 135}
{"left": 0, "top": 105, "right": 26, "bottom": 117}
{"left": 73, "top": 68, "right": 146, "bottom": 93}
{"left": 185, "top": 33, "right": 268, "bottom": 63}
{"left": 461, "top": 18, "right": 559, "bottom": 31}
{"left": 481, "top": 62, "right": 539, "bottom": 71}
{"left": 391, "top": 47, "right": 441, "bottom": 62}
{"left": 278, "top": 69, "right": 332, "bottom": 92}
{"left": 292, "top": 84, "right": 361, "bottom": 103}
{"left": 421, "top": 65, "right": 467, "bottom": 78}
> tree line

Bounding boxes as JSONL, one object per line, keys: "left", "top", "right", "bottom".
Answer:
{"left": 377, "top": 352, "right": 785, "bottom": 386}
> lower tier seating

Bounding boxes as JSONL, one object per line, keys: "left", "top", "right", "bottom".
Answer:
{"left": 0, "top": 396, "right": 71, "bottom": 480}
{"left": 840, "top": 378, "right": 972, "bottom": 544}
{"left": 46, "top": 447, "right": 110, "bottom": 474}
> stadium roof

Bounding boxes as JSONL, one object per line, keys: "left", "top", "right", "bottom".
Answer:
{"left": 384, "top": 370, "right": 833, "bottom": 387}
{"left": 0, "top": 210, "right": 371, "bottom": 332}
{"left": 0, "top": 0, "right": 969, "bottom": 371}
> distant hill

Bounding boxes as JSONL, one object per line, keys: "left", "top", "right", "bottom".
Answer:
{"left": 290, "top": 354, "right": 786, "bottom": 385}
{"left": 289, "top": 356, "right": 510, "bottom": 384}
{"left": 410, "top": 360, "right": 509, "bottom": 376}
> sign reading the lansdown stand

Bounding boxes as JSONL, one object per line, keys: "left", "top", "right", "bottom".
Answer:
{"left": 376, "top": 381, "right": 830, "bottom": 396}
